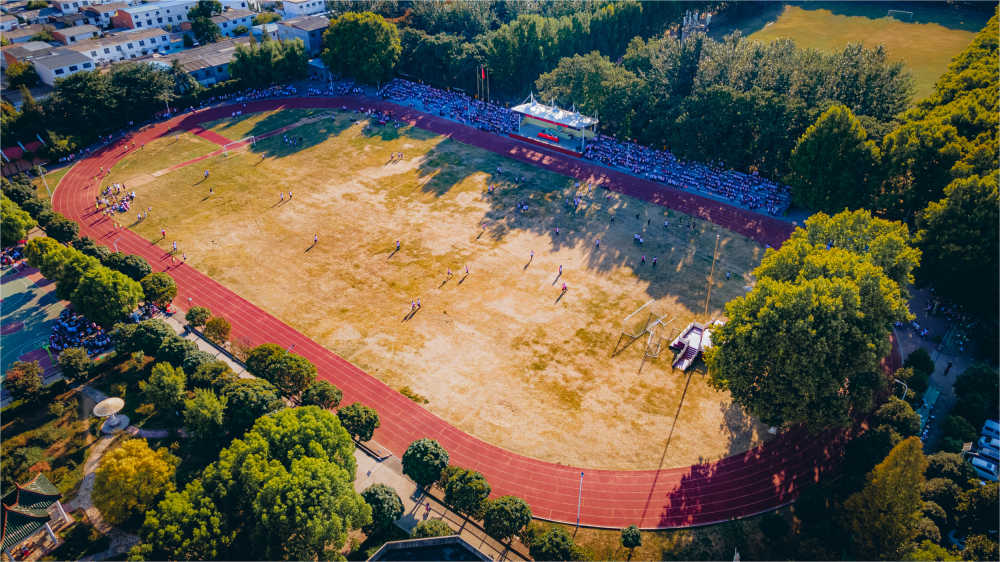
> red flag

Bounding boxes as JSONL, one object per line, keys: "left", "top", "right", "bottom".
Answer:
{"left": 481, "top": 67, "right": 486, "bottom": 80}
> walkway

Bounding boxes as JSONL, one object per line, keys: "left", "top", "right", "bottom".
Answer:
{"left": 51, "top": 97, "right": 840, "bottom": 529}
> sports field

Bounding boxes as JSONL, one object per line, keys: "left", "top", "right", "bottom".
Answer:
{"left": 103, "top": 108, "right": 771, "bottom": 469}
{"left": 739, "top": 4, "right": 989, "bottom": 100}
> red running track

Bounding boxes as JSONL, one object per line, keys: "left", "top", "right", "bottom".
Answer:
{"left": 52, "top": 97, "right": 840, "bottom": 529}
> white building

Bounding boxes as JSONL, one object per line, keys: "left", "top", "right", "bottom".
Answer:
{"left": 82, "top": 2, "right": 127, "bottom": 27}
{"left": 0, "top": 14, "right": 17, "bottom": 31}
{"left": 281, "top": 0, "right": 324, "bottom": 18}
{"left": 53, "top": 0, "right": 100, "bottom": 14}
{"left": 52, "top": 23, "right": 100, "bottom": 44}
{"left": 276, "top": 15, "right": 326, "bottom": 55}
{"left": 111, "top": 0, "right": 195, "bottom": 30}
{"left": 32, "top": 47, "right": 95, "bottom": 85}
{"left": 67, "top": 27, "right": 169, "bottom": 64}
{"left": 211, "top": 8, "right": 252, "bottom": 37}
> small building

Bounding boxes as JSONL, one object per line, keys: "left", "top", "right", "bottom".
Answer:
{"left": 1, "top": 40, "right": 55, "bottom": 68}
{"left": 368, "top": 536, "right": 491, "bottom": 562}
{"left": 31, "top": 46, "right": 94, "bottom": 84}
{"left": 220, "top": 0, "right": 250, "bottom": 9}
{"left": 280, "top": 0, "right": 325, "bottom": 18}
{"left": 211, "top": 8, "right": 252, "bottom": 37}
{"left": 276, "top": 14, "right": 326, "bottom": 55}
{"left": 0, "top": 14, "right": 17, "bottom": 32}
{"left": 53, "top": 0, "right": 102, "bottom": 14}
{"left": 151, "top": 36, "right": 249, "bottom": 86}
{"left": 1, "top": 24, "right": 48, "bottom": 44}
{"left": 14, "top": 7, "right": 60, "bottom": 25}
{"left": 0, "top": 473, "right": 73, "bottom": 561}
{"left": 51, "top": 23, "right": 99, "bottom": 44}
{"left": 82, "top": 2, "right": 127, "bottom": 28}
{"left": 111, "top": 0, "right": 195, "bottom": 31}
{"left": 67, "top": 27, "right": 169, "bottom": 64}
{"left": 251, "top": 22, "right": 278, "bottom": 41}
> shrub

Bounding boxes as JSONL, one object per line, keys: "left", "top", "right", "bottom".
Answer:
{"left": 5, "top": 360, "right": 43, "bottom": 401}
{"left": 57, "top": 347, "right": 92, "bottom": 383}
{"left": 203, "top": 316, "right": 231, "bottom": 344}
{"left": 185, "top": 306, "right": 211, "bottom": 328}
{"left": 411, "top": 519, "right": 453, "bottom": 538}
{"left": 904, "top": 348, "right": 935, "bottom": 378}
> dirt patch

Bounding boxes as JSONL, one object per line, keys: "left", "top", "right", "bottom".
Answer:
{"left": 107, "top": 110, "right": 772, "bottom": 469}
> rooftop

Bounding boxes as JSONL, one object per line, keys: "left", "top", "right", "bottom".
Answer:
{"left": 0, "top": 13, "right": 15, "bottom": 22}
{"left": 152, "top": 35, "right": 248, "bottom": 73}
{"left": 32, "top": 46, "right": 91, "bottom": 68}
{"left": 2, "top": 40, "right": 55, "bottom": 58}
{"left": 369, "top": 536, "right": 491, "bottom": 562}
{"left": 511, "top": 93, "right": 598, "bottom": 129}
{"left": 211, "top": 8, "right": 253, "bottom": 23}
{"left": 280, "top": 14, "right": 328, "bottom": 32}
{"left": 84, "top": 2, "right": 128, "bottom": 14}
{"left": 56, "top": 23, "right": 100, "bottom": 35}
{"left": 1, "top": 24, "right": 46, "bottom": 40}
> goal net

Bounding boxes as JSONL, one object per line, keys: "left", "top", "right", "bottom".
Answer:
{"left": 887, "top": 9, "right": 913, "bottom": 21}
{"left": 222, "top": 135, "right": 255, "bottom": 156}
{"left": 620, "top": 300, "right": 656, "bottom": 340}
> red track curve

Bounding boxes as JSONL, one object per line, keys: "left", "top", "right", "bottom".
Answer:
{"left": 52, "top": 97, "right": 839, "bottom": 529}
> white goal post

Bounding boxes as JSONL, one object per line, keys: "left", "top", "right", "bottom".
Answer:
{"left": 222, "top": 135, "right": 255, "bottom": 156}
{"left": 887, "top": 9, "right": 913, "bottom": 21}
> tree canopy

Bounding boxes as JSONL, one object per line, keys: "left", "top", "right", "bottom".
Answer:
{"left": 93, "top": 439, "right": 178, "bottom": 526}
{"left": 1, "top": 195, "right": 35, "bottom": 246}
{"left": 322, "top": 12, "right": 400, "bottom": 84}
{"left": 140, "top": 272, "right": 177, "bottom": 307}
{"left": 244, "top": 343, "right": 316, "bottom": 397}
{"left": 337, "top": 402, "right": 380, "bottom": 441}
{"left": 402, "top": 438, "right": 450, "bottom": 488}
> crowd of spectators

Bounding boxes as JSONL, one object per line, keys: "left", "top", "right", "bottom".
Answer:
{"left": 380, "top": 78, "right": 791, "bottom": 215}
{"left": 49, "top": 309, "right": 111, "bottom": 356}
{"left": 380, "top": 79, "right": 519, "bottom": 134}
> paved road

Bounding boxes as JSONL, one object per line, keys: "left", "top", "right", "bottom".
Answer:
{"left": 51, "top": 97, "right": 841, "bottom": 529}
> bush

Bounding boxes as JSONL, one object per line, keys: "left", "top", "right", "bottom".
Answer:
{"left": 103, "top": 252, "right": 152, "bottom": 281}
{"left": 5, "top": 360, "right": 43, "bottom": 401}
{"left": 904, "top": 348, "right": 935, "bottom": 378}
{"left": 411, "top": 519, "right": 453, "bottom": 538}
{"left": 57, "top": 347, "right": 92, "bottom": 383}
{"left": 233, "top": 24, "right": 248, "bottom": 35}
{"left": 45, "top": 215, "right": 79, "bottom": 243}
{"left": 185, "top": 306, "right": 211, "bottom": 328}
{"left": 203, "top": 316, "right": 230, "bottom": 345}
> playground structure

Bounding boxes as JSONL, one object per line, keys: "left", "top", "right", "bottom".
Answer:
{"left": 669, "top": 321, "right": 718, "bottom": 371}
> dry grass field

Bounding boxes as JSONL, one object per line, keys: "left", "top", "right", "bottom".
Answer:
{"left": 104, "top": 109, "right": 773, "bottom": 469}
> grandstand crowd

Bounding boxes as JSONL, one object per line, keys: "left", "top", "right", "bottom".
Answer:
{"left": 379, "top": 78, "right": 791, "bottom": 215}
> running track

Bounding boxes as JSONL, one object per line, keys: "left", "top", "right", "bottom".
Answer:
{"left": 53, "top": 97, "right": 838, "bottom": 529}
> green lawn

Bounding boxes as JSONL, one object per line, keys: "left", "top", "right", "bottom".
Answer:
{"left": 746, "top": 5, "right": 987, "bottom": 100}
{"left": 108, "top": 132, "right": 219, "bottom": 179}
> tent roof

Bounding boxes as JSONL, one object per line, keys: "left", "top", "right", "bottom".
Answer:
{"left": 511, "top": 94, "right": 597, "bottom": 129}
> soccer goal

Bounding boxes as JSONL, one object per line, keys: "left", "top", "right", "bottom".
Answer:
{"left": 222, "top": 135, "right": 255, "bottom": 156}
{"left": 887, "top": 9, "right": 913, "bottom": 21}
{"left": 613, "top": 300, "right": 658, "bottom": 356}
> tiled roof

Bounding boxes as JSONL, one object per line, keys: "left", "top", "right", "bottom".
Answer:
{"left": 0, "top": 508, "right": 49, "bottom": 552}
{"left": 0, "top": 474, "right": 60, "bottom": 553}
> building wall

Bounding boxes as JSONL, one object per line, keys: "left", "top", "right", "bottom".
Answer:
{"left": 112, "top": 1, "right": 195, "bottom": 30}
{"left": 0, "top": 18, "right": 17, "bottom": 32}
{"left": 281, "top": 1, "right": 324, "bottom": 18}
{"left": 36, "top": 58, "right": 94, "bottom": 85}
{"left": 76, "top": 31, "right": 169, "bottom": 64}
{"left": 53, "top": 28, "right": 99, "bottom": 44}
{"left": 216, "top": 14, "right": 252, "bottom": 36}
{"left": 276, "top": 23, "right": 324, "bottom": 55}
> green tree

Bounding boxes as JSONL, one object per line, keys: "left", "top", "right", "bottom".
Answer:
{"left": 57, "top": 347, "right": 92, "bottom": 383}
{"left": 956, "top": 482, "right": 998, "bottom": 536}
{"left": 322, "top": 12, "right": 400, "bottom": 84}
{"left": 220, "top": 378, "right": 283, "bottom": 434}
{"left": 181, "top": 350, "right": 216, "bottom": 378}
{"left": 140, "top": 272, "right": 177, "bottom": 307}
{"left": 203, "top": 316, "right": 231, "bottom": 344}
{"left": 71, "top": 267, "right": 144, "bottom": 327}
{"left": 902, "top": 540, "right": 960, "bottom": 561}
{"left": 136, "top": 480, "right": 235, "bottom": 561}
{"left": 156, "top": 335, "right": 198, "bottom": 367}
{"left": 140, "top": 362, "right": 187, "bottom": 413}
{"left": 917, "top": 174, "right": 998, "bottom": 321}
{"left": 904, "top": 348, "right": 935, "bottom": 378}
{"left": 189, "top": 0, "right": 222, "bottom": 44}
{"left": 74, "top": 236, "right": 111, "bottom": 262}
{"left": 4, "top": 361, "right": 43, "bottom": 401}
{"left": 337, "top": 402, "right": 379, "bottom": 441}
{"left": 708, "top": 211, "right": 915, "bottom": 430}
{"left": 402, "top": 438, "right": 449, "bottom": 488}
{"left": 361, "top": 483, "right": 403, "bottom": 531}
{"left": 185, "top": 306, "right": 212, "bottom": 328}
{"left": 52, "top": 251, "right": 99, "bottom": 302}
{"left": 184, "top": 388, "right": 227, "bottom": 442}
{"left": 620, "top": 525, "right": 642, "bottom": 557}
{"left": 92, "top": 439, "right": 178, "bottom": 525}
{"left": 103, "top": 252, "right": 152, "bottom": 281}
{"left": 252, "top": 12, "right": 280, "bottom": 25}
{"left": 130, "top": 318, "right": 176, "bottom": 356}
{"left": 300, "top": 380, "right": 342, "bottom": 409}
{"left": 5, "top": 60, "right": 39, "bottom": 88}
{"left": 411, "top": 519, "right": 453, "bottom": 538}
{"left": 925, "top": 452, "right": 975, "bottom": 486}
{"left": 962, "top": 535, "right": 999, "bottom": 562}
{"left": 1, "top": 195, "right": 35, "bottom": 246}
{"left": 872, "top": 397, "right": 921, "bottom": 439}
{"left": 45, "top": 215, "right": 79, "bottom": 243}
{"left": 443, "top": 467, "right": 490, "bottom": 521}
{"left": 843, "top": 437, "right": 928, "bottom": 560}
{"left": 530, "top": 526, "right": 583, "bottom": 561}
{"left": 788, "top": 105, "right": 880, "bottom": 212}
{"left": 244, "top": 343, "right": 316, "bottom": 397}
{"left": 922, "top": 478, "right": 962, "bottom": 517}
{"left": 482, "top": 496, "right": 532, "bottom": 543}
{"left": 192, "top": 360, "right": 236, "bottom": 390}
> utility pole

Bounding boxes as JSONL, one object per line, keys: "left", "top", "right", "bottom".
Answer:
{"left": 36, "top": 165, "right": 51, "bottom": 199}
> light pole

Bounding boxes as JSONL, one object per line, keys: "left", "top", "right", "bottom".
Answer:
{"left": 576, "top": 471, "right": 584, "bottom": 529}
{"left": 36, "top": 165, "right": 51, "bottom": 199}
{"left": 704, "top": 233, "right": 720, "bottom": 318}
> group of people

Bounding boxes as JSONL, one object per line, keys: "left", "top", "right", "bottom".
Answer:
{"left": 1, "top": 245, "right": 24, "bottom": 266}
{"left": 307, "top": 79, "right": 363, "bottom": 97}
{"left": 48, "top": 309, "right": 111, "bottom": 356}
{"left": 583, "top": 135, "right": 791, "bottom": 215}
{"left": 378, "top": 78, "right": 791, "bottom": 216}
{"left": 380, "top": 79, "right": 519, "bottom": 134}
{"left": 96, "top": 183, "right": 135, "bottom": 216}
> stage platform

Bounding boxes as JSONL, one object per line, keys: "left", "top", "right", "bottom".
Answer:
{"left": 509, "top": 133, "right": 584, "bottom": 157}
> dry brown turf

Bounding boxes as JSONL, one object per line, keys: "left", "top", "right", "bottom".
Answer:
{"left": 105, "top": 109, "right": 773, "bottom": 469}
